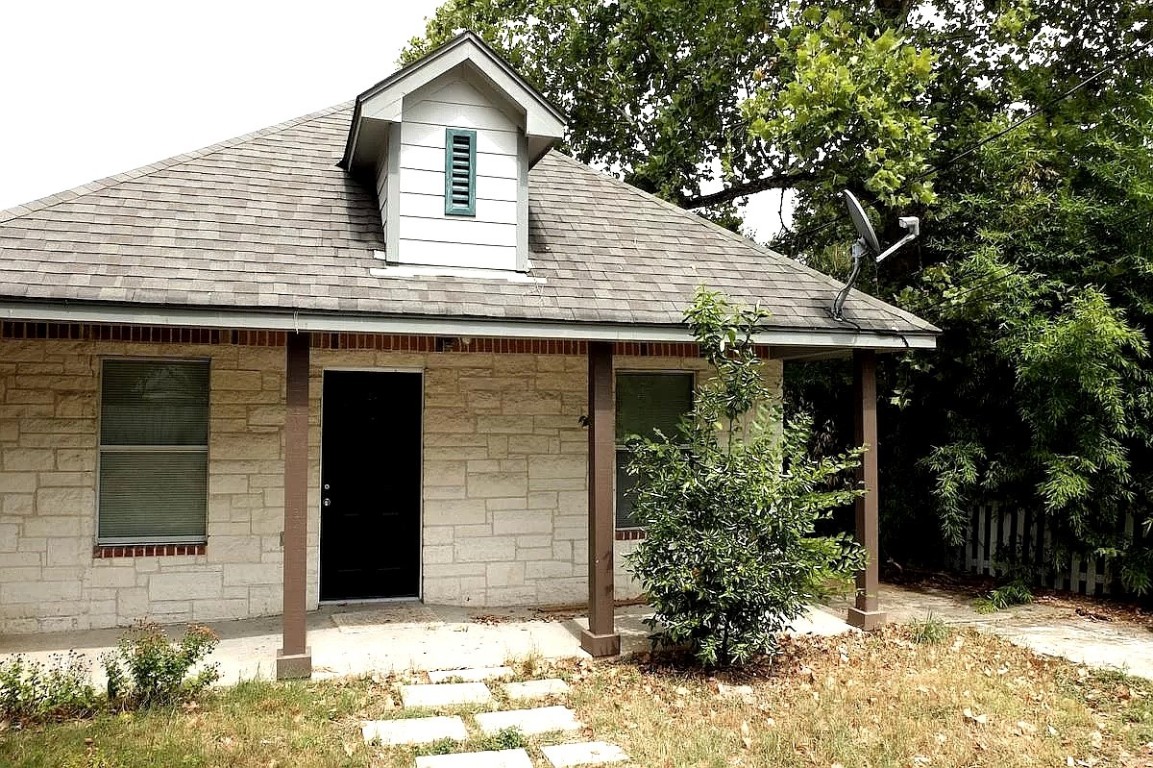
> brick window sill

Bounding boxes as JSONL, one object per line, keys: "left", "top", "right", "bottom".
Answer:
{"left": 93, "top": 544, "right": 206, "bottom": 559}
{"left": 614, "top": 529, "right": 646, "bottom": 541}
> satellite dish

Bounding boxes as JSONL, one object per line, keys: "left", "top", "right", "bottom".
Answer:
{"left": 843, "top": 190, "right": 881, "bottom": 254}
{"left": 830, "top": 190, "right": 920, "bottom": 322}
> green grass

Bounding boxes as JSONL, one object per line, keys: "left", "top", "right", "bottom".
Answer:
{"left": 2, "top": 629, "right": 1149, "bottom": 767}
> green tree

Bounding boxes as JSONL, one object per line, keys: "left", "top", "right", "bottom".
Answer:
{"left": 408, "top": 1, "right": 1153, "bottom": 592}
{"left": 405, "top": 0, "right": 937, "bottom": 219}
{"left": 879, "top": 93, "right": 1153, "bottom": 594}
{"left": 625, "top": 290, "right": 865, "bottom": 667}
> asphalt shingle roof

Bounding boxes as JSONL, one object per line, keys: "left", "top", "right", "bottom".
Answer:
{"left": 0, "top": 103, "right": 937, "bottom": 339}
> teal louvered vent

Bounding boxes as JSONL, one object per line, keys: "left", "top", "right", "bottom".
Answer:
{"left": 444, "top": 128, "right": 477, "bottom": 216}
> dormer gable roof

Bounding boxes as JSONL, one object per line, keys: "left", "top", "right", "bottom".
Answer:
{"left": 341, "top": 31, "right": 566, "bottom": 172}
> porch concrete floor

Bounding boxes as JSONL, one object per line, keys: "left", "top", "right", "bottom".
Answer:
{"left": 0, "top": 603, "right": 851, "bottom": 685}
{"left": 821, "top": 583, "right": 1153, "bottom": 680}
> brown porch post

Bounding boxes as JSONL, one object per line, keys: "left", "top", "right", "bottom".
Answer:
{"left": 581, "top": 341, "right": 621, "bottom": 657}
{"left": 277, "top": 332, "right": 312, "bottom": 679}
{"left": 848, "top": 349, "right": 886, "bottom": 630}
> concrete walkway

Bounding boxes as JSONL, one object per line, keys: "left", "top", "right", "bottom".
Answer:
{"left": 0, "top": 602, "right": 851, "bottom": 685}
{"left": 822, "top": 583, "right": 1153, "bottom": 680}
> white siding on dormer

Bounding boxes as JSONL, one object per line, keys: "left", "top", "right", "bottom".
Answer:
{"left": 395, "top": 78, "right": 522, "bottom": 271}
{"left": 375, "top": 154, "right": 389, "bottom": 234}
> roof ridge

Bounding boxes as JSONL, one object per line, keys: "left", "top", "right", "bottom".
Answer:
{"left": 0, "top": 101, "right": 354, "bottom": 225}
{"left": 545, "top": 151, "right": 937, "bottom": 334}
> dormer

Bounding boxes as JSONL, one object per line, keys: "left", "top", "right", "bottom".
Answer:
{"left": 341, "top": 32, "right": 566, "bottom": 273}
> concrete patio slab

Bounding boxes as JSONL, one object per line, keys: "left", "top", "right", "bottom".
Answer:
{"left": 415, "top": 749, "right": 533, "bottom": 768}
{"left": 361, "top": 716, "right": 468, "bottom": 745}
{"left": 542, "top": 741, "right": 630, "bottom": 767}
{"left": 401, "top": 682, "right": 493, "bottom": 708}
{"left": 0, "top": 602, "right": 853, "bottom": 686}
{"left": 503, "top": 678, "right": 570, "bottom": 700}
{"left": 475, "top": 705, "right": 583, "bottom": 736}
{"left": 428, "top": 667, "right": 514, "bottom": 683}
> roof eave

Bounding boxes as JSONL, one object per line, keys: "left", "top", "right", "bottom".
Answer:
{"left": 0, "top": 299, "right": 937, "bottom": 352}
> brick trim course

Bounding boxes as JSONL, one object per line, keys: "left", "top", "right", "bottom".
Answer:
{"left": 93, "top": 544, "right": 207, "bottom": 559}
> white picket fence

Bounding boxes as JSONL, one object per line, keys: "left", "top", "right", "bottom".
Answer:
{"left": 958, "top": 502, "right": 1137, "bottom": 596}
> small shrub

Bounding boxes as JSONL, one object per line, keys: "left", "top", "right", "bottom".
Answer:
{"left": 973, "top": 596, "right": 999, "bottom": 614}
{"left": 990, "top": 581, "right": 1033, "bottom": 608}
{"left": 907, "top": 612, "right": 949, "bottom": 644}
{"left": 479, "top": 727, "right": 528, "bottom": 751}
{"left": 975, "top": 581, "right": 1034, "bottom": 613}
{"left": 626, "top": 290, "right": 867, "bottom": 667}
{"left": 0, "top": 651, "right": 100, "bottom": 722}
{"left": 101, "top": 622, "right": 219, "bottom": 708}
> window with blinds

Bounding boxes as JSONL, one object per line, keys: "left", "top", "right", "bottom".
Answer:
{"left": 444, "top": 128, "right": 477, "bottom": 216}
{"left": 614, "top": 372, "right": 694, "bottom": 529}
{"left": 98, "top": 359, "right": 210, "bottom": 544}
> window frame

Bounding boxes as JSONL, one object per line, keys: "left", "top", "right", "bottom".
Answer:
{"left": 613, "top": 369, "right": 696, "bottom": 532}
{"left": 444, "top": 127, "right": 478, "bottom": 217}
{"left": 95, "top": 357, "right": 211, "bottom": 546}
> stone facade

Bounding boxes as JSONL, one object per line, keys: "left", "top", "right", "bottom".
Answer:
{"left": 0, "top": 335, "right": 782, "bottom": 634}
{"left": 0, "top": 338, "right": 288, "bottom": 634}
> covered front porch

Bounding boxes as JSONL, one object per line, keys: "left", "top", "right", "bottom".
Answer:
{"left": 274, "top": 330, "right": 892, "bottom": 679}
{"left": 0, "top": 315, "right": 901, "bottom": 679}
{"left": 0, "top": 599, "right": 852, "bottom": 685}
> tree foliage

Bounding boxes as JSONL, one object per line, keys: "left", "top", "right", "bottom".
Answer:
{"left": 408, "top": 1, "right": 1153, "bottom": 594}
{"left": 405, "top": 0, "right": 936, "bottom": 215}
{"left": 884, "top": 93, "right": 1153, "bottom": 594}
{"left": 625, "top": 290, "right": 864, "bottom": 667}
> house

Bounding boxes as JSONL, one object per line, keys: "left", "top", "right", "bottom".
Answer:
{"left": 0, "top": 33, "right": 937, "bottom": 678}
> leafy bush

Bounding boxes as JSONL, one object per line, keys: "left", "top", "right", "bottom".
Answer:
{"left": 626, "top": 289, "right": 867, "bottom": 667}
{"left": 974, "top": 581, "right": 1034, "bottom": 613}
{"left": 907, "top": 612, "right": 950, "bottom": 645}
{"left": 0, "top": 651, "right": 100, "bottom": 722}
{"left": 989, "top": 581, "right": 1034, "bottom": 609}
{"left": 101, "top": 623, "right": 219, "bottom": 708}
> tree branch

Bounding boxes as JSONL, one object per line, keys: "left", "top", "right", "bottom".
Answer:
{"left": 679, "top": 172, "right": 817, "bottom": 210}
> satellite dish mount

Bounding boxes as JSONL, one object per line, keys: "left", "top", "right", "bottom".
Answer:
{"left": 831, "top": 190, "right": 919, "bottom": 321}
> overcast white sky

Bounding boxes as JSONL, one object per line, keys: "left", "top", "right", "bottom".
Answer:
{"left": 0, "top": 1, "right": 442, "bottom": 210}
{"left": 1, "top": 0, "right": 784, "bottom": 237}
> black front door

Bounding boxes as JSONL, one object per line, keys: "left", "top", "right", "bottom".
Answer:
{"left": 320, "top": 371, "right": 421, "bottom": 601}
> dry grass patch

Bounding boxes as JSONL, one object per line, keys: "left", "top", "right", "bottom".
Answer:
{"left": 569, "top": 626, "right": 1153, "bottom": 768}
{"left": 2, "top": 627, "right": 1151, "bottom": 767}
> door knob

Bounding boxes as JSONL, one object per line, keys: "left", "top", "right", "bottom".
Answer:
{"left": 323, "top": 498, "right": 331, "bottom": 507}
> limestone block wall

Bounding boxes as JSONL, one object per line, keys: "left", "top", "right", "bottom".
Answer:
{"left": 0, "top": 335, "right": 783, "bottom": 634}
{"left": 0, "top": 338, "right": 293, "bottom": 634}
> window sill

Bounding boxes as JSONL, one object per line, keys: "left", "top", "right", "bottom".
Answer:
{"left": 614, "top": 529, "right": 646, "bottom": 541}
{"left": 93, "top": 543, "right": 206, "bottom": 559}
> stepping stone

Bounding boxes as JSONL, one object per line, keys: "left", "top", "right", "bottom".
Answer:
{"left": 475, "top": 706, "right": 583, "bottom": 736}
{"left": 503, "top": 678, "right": 570, "bottom": 700}
{"left": 428, "top": 667, "right": 514, "bottom": 683}
{"left": 543, "top": 741, "right": 630, "bottom": 767}
{"left": 401, "top": 682, "right": 493, "bottom": 708}
{"left": 415, "top": 749, "right": 533, "bottom": 768}
{"left": 361, "top": 716, "right": 468, "bottom": 745}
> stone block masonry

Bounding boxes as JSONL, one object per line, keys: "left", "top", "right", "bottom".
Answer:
{"left": 0, "top": 338, "right": 294, "bottom": 634}
{"left": 0, "top": 333, "right": 782, "bottom": 633}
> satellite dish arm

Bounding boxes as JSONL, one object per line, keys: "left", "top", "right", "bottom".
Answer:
{"left": 875, "top": 217, "right": 920, "bottom": 264}
{"left": 831, "top": 238, "right": 869, "bottom": 322}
